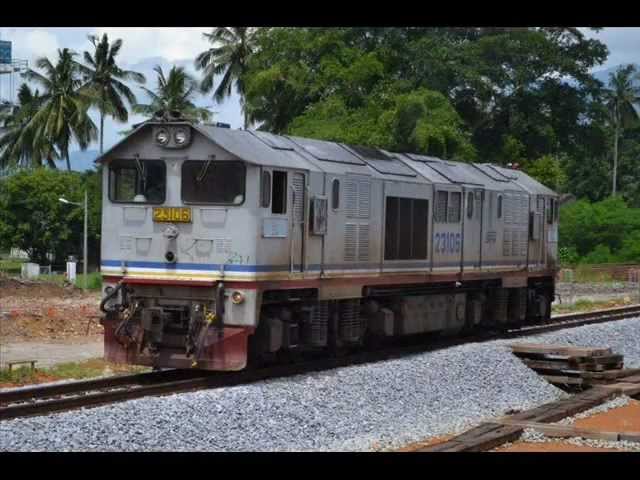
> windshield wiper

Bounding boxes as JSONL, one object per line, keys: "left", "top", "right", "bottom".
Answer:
{"left": 135, "top": 156, "right": 147, "bottom": 194}
{"left": 196, "top": 159, "right": 212, "bottom": 183}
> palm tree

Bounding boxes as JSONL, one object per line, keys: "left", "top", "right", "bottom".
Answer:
{"left": 134, "top": 65, "right": 212, "bottom": 122}
{"left": 77, "top": 34, "right": 146, "bottom": 154}
{"left": 195, "top": 27, "right": 260, "bottom": 129}
{"left": 22, "top": 48, "right": 98, "bottom": 171}
{"left": 604, "top": 64, "right": 640, "bottom": 196}
{"left": 0, "top": 83, "right": 59, "bottom": 169}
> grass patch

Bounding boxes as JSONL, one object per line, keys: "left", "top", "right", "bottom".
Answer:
{"left": 0, "top": 359, "right": 150, "bottom": 387}
{"left": 552, "top": 297, "right": 633, "bottom": 314}
{"left": 0, "top": 258, "right": 26, "bottom": 275}
{"left": 35, "top": 272, "right": 102, "bottom": 290}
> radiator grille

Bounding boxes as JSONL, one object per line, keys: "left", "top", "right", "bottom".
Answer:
{"left": 345, "top": 177, "right": 371, "bottom": 219}
{"left": 344, "top": 223, "right": 369, "bottom": 262}
{"left": 503, "top": 230, "right": 512, "bottom": 256}
{"left": 358, "top": 224, "right": 369, "bottom": 262}
{"left": 448, "top": 192, "right": 461, "bottom": 223}
{"left": 345, "top": 223, "right": 357, "bottom": 262}
{"left": 291, "top": 172, "right": 305, "bottom": 223}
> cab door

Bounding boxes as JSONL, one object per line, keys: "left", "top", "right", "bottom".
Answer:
{"left": 462, "top": 188, "right": 483, "bottom": 271}
{"left": 289, "top": 171, "right": 306, "bottom": 273}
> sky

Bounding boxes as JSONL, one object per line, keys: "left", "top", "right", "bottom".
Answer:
{"left": 0, "top": 27, "right": 639, "bottom": 164}
{"left": 0, "top": 27, "right": 244, "bottom": 160}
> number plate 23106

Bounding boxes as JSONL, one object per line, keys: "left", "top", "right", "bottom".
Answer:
{"left": 152, "top": 207, "right": 192, "bottom": 223}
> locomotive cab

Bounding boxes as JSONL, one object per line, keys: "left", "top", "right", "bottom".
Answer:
{"left": 99, "top": 120, "right": 264, "bottom": 370}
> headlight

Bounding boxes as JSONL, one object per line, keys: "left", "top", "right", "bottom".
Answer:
{"left": 231, "top": 291, "right": 245, "bottom": 304}
{"left": 174, "top": 128, "right": 187, "bottom": 145}
{"left": 156, "top": 129, "right": 169, "bottom": 145}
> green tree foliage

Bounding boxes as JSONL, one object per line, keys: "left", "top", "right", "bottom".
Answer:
{"left": 523, "top": 154, "right": 568, "bottom": 191}
{"left": 243, "top": 27, "right": 608, "bottom": 165}
{"left": 0, "top": 84, "right": 59, "bottom": 169}
{"left": 603, "top": 64, "right": 640, "bottom": 196}
{"left": 196, "top": 27, "right": 260, "bottom": 129}
{"left": 77, "top": 34, "right": 146, "bottom": 154}
{"left": 289, "top": 87, "right": 476, "bottom": 159}
{"left": 0, "top": 168, "right": 101, "bottom": 265}
{"left": 22, "top": 48, "right": 98, "bottom": 171}
{"left": 134, "top": 65, "right": 212, "bottom": 123}
{"left": 559, "top": 197, "right": 640, "bottom": 263}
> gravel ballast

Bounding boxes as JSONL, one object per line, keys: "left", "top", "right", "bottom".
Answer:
{"left": 2, "top": 317, "right": 640, "bottom": 452}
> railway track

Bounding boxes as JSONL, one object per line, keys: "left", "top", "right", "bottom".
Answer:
{"left": 2, "top": 304, "right": 640, "bottom": 422}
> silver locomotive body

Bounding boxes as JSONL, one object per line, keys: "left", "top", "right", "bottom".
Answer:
{"left": 98, "top": 119, "right": 558, "bottom": 371}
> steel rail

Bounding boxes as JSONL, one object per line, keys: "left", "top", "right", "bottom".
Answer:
{"left": 2, "top": 304, "right": 640, "bottom": 421}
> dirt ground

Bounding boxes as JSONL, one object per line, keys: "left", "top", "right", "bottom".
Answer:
{"left": 0, "top": 340, "right": 103, "bottom": 369}
{"left": 0, "top": 276, "right": 103, "bottom": 342}
{"left": 0, "top": 276, "right": 104, "bottom": 369}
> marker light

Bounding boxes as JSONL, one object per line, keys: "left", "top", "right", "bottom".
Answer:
{"left": 231, "top": 291, "right": 245, "bottom": 304}
{"left": 156, "top": 129, "right": 170, "bottom": 145}
{"left": 174, "top": 128, "right": 187, "bottom": 145}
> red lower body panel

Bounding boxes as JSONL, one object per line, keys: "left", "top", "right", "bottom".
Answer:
{"left": 103, "top": 317, "right": 251, "bottom": 371}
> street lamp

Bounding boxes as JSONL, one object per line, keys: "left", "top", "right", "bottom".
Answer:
{"left": 59, "top": 191, "right": 88, "bottom": 291}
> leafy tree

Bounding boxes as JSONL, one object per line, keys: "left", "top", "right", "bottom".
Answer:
{"left": 523, "top": 154, "right": 567, "bottom": 192}
{"left": 0, "top": 168, "right": 101, "bottom": 265}
{"left": 559, "top": 196, "right": 640, "bottom": 261}
{"left": 196, "top": 27, "right": 260, "bottom": 129}
{"left": 0, "top": 84, "right": 59, "bottom": 169}
{"left": 289, "top": 86, "right": 476, "bottom": 160}
{"left": 243, "top": 27, "right": 609, "bottom": 167}
{"left": 134, "top": 65, "right": 212, "bottom": 123}
{"left": 77, "top": 34, "right": 146, "bottom": 154}
{"left": 22, "top": 48, "right": 98, "bottom": 171}
{"left": 603, "top": 64, "right": 640, "bottom": 196}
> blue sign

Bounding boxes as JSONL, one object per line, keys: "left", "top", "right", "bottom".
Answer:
{"left": 0, "top": 40, "right": 12, "bottom": 64}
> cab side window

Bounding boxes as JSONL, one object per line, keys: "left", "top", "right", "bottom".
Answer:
{"left": 332, "top": 179, "right": 340, "bottom": 210}
{"left": 272, "top": 171, "right": 287, "bottom": 214}
{"left": 261, "top": 171, "right": 271, "bottom": 208}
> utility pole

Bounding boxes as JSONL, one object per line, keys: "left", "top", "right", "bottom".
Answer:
{"left": 83, "top": 189, "right": 88, "bottom": 291}
{"left": 59, "top": 191, "right": 89, "bottom": 291}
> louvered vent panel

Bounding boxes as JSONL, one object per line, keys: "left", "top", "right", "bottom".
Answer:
{"left": 512, "top": 229, "right": 519, "bottom": 256}
{"left": 345, "top": 223, "right": 358, "bottom": 262}
{"left": 436, "top": 191, "right": 448, "bottom": 222}
{"left": 505, "top": 195, "right": 514, "bottom": 224}
{"left": 520, "top": 196, "right": 528, "bottom": 224}
{"left": 448, "top": 192, "right": 461, "bottom": 223}
{"left": 520, "top": 230, "right": 527, "bottom": 256}
{"left": 503, "top": 230, "right": 512, "bottom": 256}
{"left": 358, "top": 224, "right": 370, "bottom": 262}
{"left": 292, "top": 173, "right": 305, "bottom": 222}
{"left": 358, "top": 180, "right": 371, "bottom": 218}
{"left": 345, "top": 180, "right": 359, "bottom": 218}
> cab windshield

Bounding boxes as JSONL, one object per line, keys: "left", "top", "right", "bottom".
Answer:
{"left": 181, "top": 160, "right": 245, "bottom": 205}
{"left": 109, "top": 159, "right": 166, "bottom": 204}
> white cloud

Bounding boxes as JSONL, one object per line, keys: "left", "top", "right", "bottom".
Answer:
{"left": 2, "top": 28, "right": 61, "bottom": 64}
{"left": 94, "top": 27, "right": 211, "bottom": 66}
{"left": 581, "top": 27, "right": 640, "bottom": 70}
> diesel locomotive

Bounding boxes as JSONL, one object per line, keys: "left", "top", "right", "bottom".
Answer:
{"left": 98, "top": 113, "right": 559, "bottom": 371}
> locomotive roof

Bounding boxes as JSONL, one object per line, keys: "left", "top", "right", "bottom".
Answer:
{"left": 96, "top": 121, "right": 556, "bottom": 195}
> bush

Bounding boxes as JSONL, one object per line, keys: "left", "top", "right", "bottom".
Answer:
{"left": 580, "top": 244, "right": 617, "bottom": 264}
{"left": 559, "top": 246, "right": 579, "bottom": 266}
{"left": 559, "top": 196, "right": 640, "bottom": 263}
